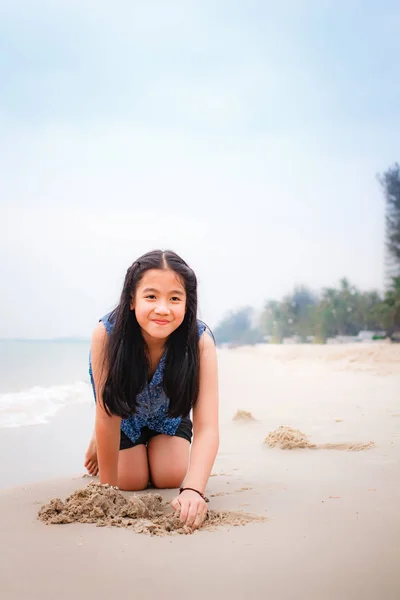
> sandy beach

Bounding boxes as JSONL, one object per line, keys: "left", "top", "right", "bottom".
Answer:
{"left": 1, "top": 343, "right": 399, "bottom": 599}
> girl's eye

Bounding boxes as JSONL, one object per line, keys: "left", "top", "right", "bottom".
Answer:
{"left": 146, "top": 295, "right": 156, "bottom": 300}
{"left": 171, "top": 297, "right": 181, "bottom": 302}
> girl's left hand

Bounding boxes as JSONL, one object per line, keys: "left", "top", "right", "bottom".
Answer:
{"left": 171, "top": 490, "right": 208, "bottom": 530}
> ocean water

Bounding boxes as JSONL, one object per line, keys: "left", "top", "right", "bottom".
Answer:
{"left": 0, "top": 340, "right": 94, "bottom": 428}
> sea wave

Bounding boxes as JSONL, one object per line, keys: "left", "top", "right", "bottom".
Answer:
{"left": 0, "top": 381, "right": 92, "bottom": 428}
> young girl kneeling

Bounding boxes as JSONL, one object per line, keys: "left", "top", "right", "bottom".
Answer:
{"left": 84, "top": 249, "right": 219, "bottom": 529}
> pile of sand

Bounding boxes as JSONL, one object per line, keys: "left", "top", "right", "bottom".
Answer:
{"left": 233, "top": 409, "right": 255, "bottom": 421}
{"left": 264, "top": 426, "right": 375, "bottom": 451}
{"left": 38, "top": 483, "right": 266, "bottom": 536}
{"left": 264, "top": 426, "right": 316, "bottom": 449}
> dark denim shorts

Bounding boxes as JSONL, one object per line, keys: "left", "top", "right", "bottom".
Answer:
{"left": 119, "top": 416, "right": 193, "bottom": 450}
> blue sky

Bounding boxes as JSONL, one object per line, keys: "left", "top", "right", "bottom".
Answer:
{"left": 1, "top": 0, "right": 399, "bottom": 337}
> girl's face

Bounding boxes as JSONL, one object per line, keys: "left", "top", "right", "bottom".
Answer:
{"left": 131, "top": 269, "right": 187, "bottom": 343}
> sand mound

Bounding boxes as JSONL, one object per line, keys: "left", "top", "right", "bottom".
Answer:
{"left": 38, "top": 483, "right": 266, "bottom": 536}
{"left": 264, "top": 426, "right": 375, "bottom": 451}
{"left": 233, "top": 410, "right": 255, "bottom": 421}
{"left": 264, "top": 426, "right": 316, "bottom": 449}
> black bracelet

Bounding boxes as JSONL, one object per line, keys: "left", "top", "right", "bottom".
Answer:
{"left": 179, "top": 487, "right": 209, "bottom": 503}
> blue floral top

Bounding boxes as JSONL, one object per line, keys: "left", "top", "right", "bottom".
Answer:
{"left": 89, "top": 313, "right": 207, "bottom": 444}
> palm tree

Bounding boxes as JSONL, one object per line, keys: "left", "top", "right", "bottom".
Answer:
{"left": 377, "top": 277, "right": 400, "bottom": 336}
{"left": 378, "top": 163, "right": 400, "bottom": 285}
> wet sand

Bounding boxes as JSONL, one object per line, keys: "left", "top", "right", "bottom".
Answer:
{"left": 1, "top": 343, "right": 399, "bottom": 599}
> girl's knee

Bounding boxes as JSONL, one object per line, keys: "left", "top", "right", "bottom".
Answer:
{"left": 148, "top": 436, "right": 190, "bottom": 489}
{"left": 117, "top": 445, "right": 149, "bottom": 491}
{"left": 151, "top": 469, "right": 186, "bottom": 490}
{"left": 117, "top": 464, "right": 149, "bottom": 491}
{"left": 118, "top": 474, "right": 149, "bottom": 492}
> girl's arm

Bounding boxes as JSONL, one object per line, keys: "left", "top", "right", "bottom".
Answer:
{"left": 182, "top": 331, "right": 219, "bottom": 493}
{"left": 91, "top": 323, "right": 121, "bottom": 486}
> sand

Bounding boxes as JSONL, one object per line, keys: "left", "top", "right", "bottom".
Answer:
{"left": 265, "top": 426, "right": 315, "bottom": 449}
{"left": 264, "top": 425, "right": 376, "bottom": 451}
{"left": 233, "top": 409, "right": 256, "bottom": 421}
{"left": 38, "top": 482, "right": 265, "bottom": 535}
{"left": 234, "top": 342, "right": 400, "bottom": 376}
{"left": 1, "top": 342, "right": 399, "bottom": 599}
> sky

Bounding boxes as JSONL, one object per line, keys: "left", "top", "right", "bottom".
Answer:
{"left": 1, "top": 0, "right": 399, "bottom": 338}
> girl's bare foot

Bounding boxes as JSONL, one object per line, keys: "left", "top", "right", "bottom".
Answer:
{"left": 84, "top": 432, "right": 99, "bottom": 476}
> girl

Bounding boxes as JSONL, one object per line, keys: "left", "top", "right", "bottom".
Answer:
{"left": 84, "top": 250, "right": 219, "bottom": 530}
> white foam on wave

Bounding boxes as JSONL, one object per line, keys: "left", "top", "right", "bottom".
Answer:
{"left": 0, "top": 381, "right": 93, "bottom": 428}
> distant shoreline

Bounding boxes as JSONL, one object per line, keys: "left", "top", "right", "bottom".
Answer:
{"left": 0, "top": 338, "right": 90, "bottom": 343}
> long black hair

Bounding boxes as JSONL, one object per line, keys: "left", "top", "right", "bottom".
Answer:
{"left": 102, "top": 250, "right": 200, "bottom": 419}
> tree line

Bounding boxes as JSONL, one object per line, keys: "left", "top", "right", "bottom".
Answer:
{"left": 214, "top": 164, "right": 400, "bottom": 345}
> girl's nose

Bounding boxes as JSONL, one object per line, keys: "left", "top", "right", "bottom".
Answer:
{"left": 154, "top": 303, "right": 170, "bottom": 314}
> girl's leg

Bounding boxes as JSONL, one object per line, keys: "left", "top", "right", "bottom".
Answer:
{"left": 118, "top": 445, "right": 150, "bottom": 491}
{"left": 147, "top": 435, "right": 190, "bottom": 489}
{"left": 84, "top": 429, "right": 189, "bottom": 490}
{"left": 84, "top": 431, "right": 150, "bottom": 490}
